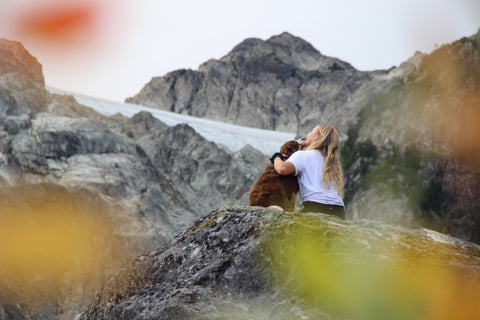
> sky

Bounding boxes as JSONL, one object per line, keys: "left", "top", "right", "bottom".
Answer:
{"left": 1, "top": 0, "right": 479, "bottom": 102}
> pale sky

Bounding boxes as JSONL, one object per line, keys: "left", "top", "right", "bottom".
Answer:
{"left": 1, "top": 0, "right": 479, "bottom": 102}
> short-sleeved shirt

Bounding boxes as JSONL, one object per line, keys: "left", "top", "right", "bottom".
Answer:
{"left": 287, "top": 149, "right": 344, "bottom": 206}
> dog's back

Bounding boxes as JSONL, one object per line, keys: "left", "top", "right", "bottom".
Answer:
{"left": 249, "top": 141, "right": 300, "bottom": 212}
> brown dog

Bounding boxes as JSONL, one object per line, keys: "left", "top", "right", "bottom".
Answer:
{"left": 249, "top": 140, "right": 301, "bottom": 212}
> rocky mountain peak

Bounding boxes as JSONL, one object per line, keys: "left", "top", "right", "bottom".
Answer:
{"left": 0, "top": 39, "right": 46, "bottom": 117}
{"left": 266, "top": 31, "right": 319, "bottom": 54}
{"left": 228, "top": 32, "right": 317, "bottom": 57}
{"left": 126, "top": 32, "right": 381, "bottom": 133}
{"left": 224, "top": 32, "right": 353, "bottom": 72}
{"left": 0, "top": 39, "right": 44, "bottom": 86}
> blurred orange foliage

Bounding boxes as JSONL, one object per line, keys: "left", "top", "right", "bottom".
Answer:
{"left": 18, "top": 4, "right": 96, "bottom": 40}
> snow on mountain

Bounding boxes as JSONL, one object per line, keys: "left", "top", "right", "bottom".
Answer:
{"left": 47, "top": 87, "right": 296, "bottom": 155}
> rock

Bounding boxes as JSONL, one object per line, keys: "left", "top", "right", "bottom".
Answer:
{"left": 43, "top": 92, "right": 107, "bottom": 121}
{"left": 11, "top": 113, "right": 137, "bottom": 171}
{"left": 0, "top": 39, "right": 46, "bottom": 117}
{"left": 116, "top": 111, "right": 168, "bottom": 138}
{"left": 2, "top": 95, "right": 265, "bottom": 255}
{"left": 2, "top": 114, "right": 30, "bottom": 135}
{"left": 78, "top": 207, "right": 480, "bottom": 320}
{"left": 344, "top": 29, "right": 480, "bottom": 242}
{"left": 136, "top": 123, "right": 264, "bottom": 214}
{"left": 5, "top": 111, "right": 208, "bottom": 249}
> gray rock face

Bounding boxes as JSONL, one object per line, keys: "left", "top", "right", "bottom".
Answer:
{"left": 5, "top": 108, "right": 265, "bottom": 246}
{"left": 126, "top": 32, "right": 406, "bottom": 135}
{"left": 0, "top": 38, "right": 265, "bottom": 248}
{"left": 11, "top": 113, "right": 138, "bottom": 174}
{"left": 79, "top": 207, "right": 480, "bottom": 320}
{"left": 136, "top": 123, "right": 264, "bottom": 214}
{"left": 43, "top": 93, "right": 107, "bottom": 121}
{"left": 343, "top": 30, "right": 480, "bottom": 241}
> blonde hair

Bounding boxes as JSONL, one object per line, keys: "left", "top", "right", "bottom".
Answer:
{"left": 307, "top": 124, "right": 344, "bottom": 197}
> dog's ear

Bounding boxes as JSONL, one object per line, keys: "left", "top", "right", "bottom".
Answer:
{"left": 280, "top": 141, "right": 300, "bottom": 158}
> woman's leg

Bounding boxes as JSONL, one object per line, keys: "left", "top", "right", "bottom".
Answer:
{"left": 301, "top": 201, "right": 345, "bottom": 219}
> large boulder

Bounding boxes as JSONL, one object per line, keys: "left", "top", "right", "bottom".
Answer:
{"left": 79, "top": 207, "right": 480, "bottom": 320}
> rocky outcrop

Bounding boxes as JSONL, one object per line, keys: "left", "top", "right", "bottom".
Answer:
{"left": 79, "top": 207, "right": 480, "bottom": 320}
{"left": 0, "top": 39, "right": 46, "bottom": 118}
{"left": 136, "top": 121, "right": 265, "bottom": 213}
{"left": 342, "top": 30, "right": 480, "bottom": 241}
{"left": 3, "top": 104, "right": 265, "bottom": 248}
{"left": 126, "top": 32, "right": 410, "bottom": 135}
{"left": 5, "top": 110, "right": 178, "bottom": 245}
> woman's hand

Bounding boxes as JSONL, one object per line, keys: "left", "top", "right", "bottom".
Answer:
{"left": 274, "top": 157, "right": 295, "bottom": 176}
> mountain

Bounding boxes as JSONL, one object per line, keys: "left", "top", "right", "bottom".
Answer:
{"left": 127, "top": 31, "right": 480, "bottom": 243}
{"left": 126, "top": 32, "right": 414, "bottom": 135}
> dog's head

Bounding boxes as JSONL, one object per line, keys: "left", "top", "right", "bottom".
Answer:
{"left": 280, "top": 140, "right": 301, "bottom": 159}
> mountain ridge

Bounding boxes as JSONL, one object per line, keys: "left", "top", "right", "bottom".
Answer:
{"left": 126, "top": 32, "right": 406, "bottom": 134}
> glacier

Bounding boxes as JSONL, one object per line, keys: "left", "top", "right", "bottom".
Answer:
{"left": 48, "top": 87, "right": 296, "bottom": 155}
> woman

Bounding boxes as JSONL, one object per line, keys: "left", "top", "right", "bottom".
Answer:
{"left": 272, "top": 124, "right": 345, "bottom": 219}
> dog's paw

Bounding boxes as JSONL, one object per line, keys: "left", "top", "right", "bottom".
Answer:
{"left": 267, "top": 205, "right": 284, "bottom": 213}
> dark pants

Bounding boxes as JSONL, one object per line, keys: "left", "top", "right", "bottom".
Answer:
{"left": 300, "top": 201, "right": 345, "bottom": 219}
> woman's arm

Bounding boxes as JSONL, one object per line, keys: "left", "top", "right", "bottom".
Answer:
{"left": 274, "top": 157, "right": 296, "bottom": 176}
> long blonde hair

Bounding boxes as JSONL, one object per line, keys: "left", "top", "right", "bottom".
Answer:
{"left": 306, "top": 124, "right": 344, "bottom": 197}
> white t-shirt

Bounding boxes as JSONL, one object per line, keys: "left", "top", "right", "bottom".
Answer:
{"left": 287, "top": 149, "right": 344, "bottom": 206}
